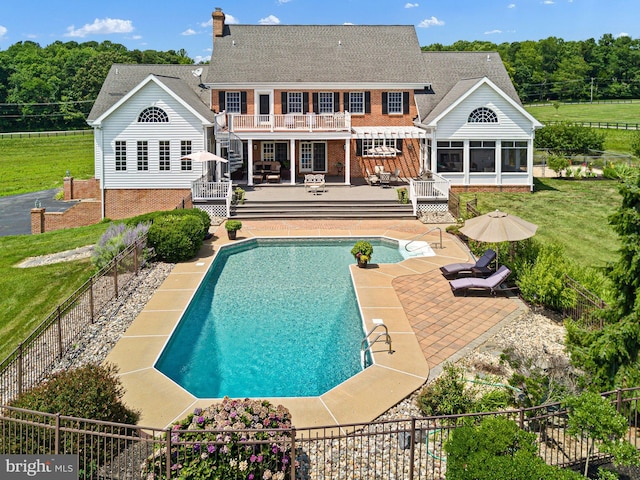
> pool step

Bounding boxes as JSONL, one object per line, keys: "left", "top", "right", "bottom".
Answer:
{"left": 230, "top": 200, "right": 415, "bottom": 219}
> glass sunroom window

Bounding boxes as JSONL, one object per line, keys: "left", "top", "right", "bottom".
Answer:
{"left": 502, "top": 141, "right": 528, "bottom": 172}
{"left": 436, "top": 141, "right": 463, "bottom": 173}
{"left": 470, "top": 141, "right": 496, "bottom": 172}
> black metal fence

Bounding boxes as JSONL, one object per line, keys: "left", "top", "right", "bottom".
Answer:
{"left": 1, "top": 387, "right": 639, "bottom": 479}
{"left": 0, "top": 239, "right": 146, "bottom": 404}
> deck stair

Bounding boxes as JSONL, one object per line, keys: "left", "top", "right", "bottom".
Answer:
{"left": 230, "top": 198, "right": 415, "bottom": 219}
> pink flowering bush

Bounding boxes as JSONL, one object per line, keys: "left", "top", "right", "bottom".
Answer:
{"left": 143, "top": 397, "right": 294, "bottom": 480}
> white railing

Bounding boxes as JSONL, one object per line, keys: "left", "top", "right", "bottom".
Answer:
{"left": 191, "top": 179, "right": 234, "bottom": 217}
{"left": 225, "top": 112, "right": 351, "bottom": 132}
{"left": 409, "top": 174, "right": 450, "bottom": 216}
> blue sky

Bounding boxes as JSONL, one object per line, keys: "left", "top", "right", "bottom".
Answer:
{"left": 0, "top": 1, "right": 636, "bottom": 63}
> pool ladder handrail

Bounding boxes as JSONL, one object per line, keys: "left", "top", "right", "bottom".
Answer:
{"left": 405, "top": 226, "right": 443, "bottom": 252}
{"left": 361, "top": 323, "right": 394, "bottom": 368}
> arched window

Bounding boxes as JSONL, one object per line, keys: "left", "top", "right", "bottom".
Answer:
{"left": 138, "top": 106, "right": 169, "bottom": 123}
{"left": 468, "top": 107, "right": 498, "bottom": 123}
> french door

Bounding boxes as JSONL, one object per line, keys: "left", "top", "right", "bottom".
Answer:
{"left": 300, "top": 141, "right": 326, "bottom": 172}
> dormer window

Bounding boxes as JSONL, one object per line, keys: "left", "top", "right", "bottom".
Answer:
{"left": 138, "top": 106, "right": 169, "bottom": 123}
{"left": 468, "top": 107, "right": 498, "bottom": 123}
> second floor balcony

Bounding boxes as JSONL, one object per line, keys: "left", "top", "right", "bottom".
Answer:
{"left": 216, "top": 112, "right": 351, "bottom": 134}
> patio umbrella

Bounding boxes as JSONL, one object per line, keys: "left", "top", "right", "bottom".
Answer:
{"left": 180, "top": 151, "right": 228, "bottom": 163}
{"left": 459, "top": 209, "right": 538, "bottom": 267}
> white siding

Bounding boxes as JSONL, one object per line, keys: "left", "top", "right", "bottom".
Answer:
{"left": 435, "top": 84, "right": 533, "bottom": 140}
{"left": 100, "top": 82, "right": 207, "bottom": 190}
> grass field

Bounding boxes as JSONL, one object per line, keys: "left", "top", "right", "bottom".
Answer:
{"left": 526, "top": 101, "right": 640, "bottom": 124}
{"left": 0, "top": 133, "right": 94, "bottom": 197}
{"left": 460, "top": 177, "right": 621, "bottom": 268}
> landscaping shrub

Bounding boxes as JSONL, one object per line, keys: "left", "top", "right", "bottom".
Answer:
{"left": 126, "top": 208, "right": 211, "bottom": 235}
{"left": 147, "top": 213, "right": 205, "bottom": 262}
{"left": 535, "top": 123, "right": 605, "bottom": 155}
{"left": 91, "top": 221, "right": 151, "bottom": 270}
{"left": 516, "top": 242, "right": 576, "bottom": 311}
{"left": 5, "top": 364, "right": 139, "bottom": 476}
{"left": 547, "top": 154, "right": 571, "bottom": 177}
{"left": 417, "top": 363, "right": 476, "bottom": 416}
{"left": 144, "top": 397, "right": 293, "bottom": 479}
{"left": 444, "top": 416, "right": 583, "bottom": 479}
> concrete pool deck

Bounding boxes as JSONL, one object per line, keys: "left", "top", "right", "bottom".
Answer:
{"left": 105, "top": 219, "right": 525, "bottom": 433}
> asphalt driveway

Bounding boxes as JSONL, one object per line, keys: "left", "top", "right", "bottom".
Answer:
{"left": 0, "top": 189, "right": 79, "bottom": 237}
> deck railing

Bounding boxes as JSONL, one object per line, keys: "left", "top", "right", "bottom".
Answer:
{"left": 2, "top": 387, "right": 640, "bottom": 478}
{"left": 223, "top": 112, "right": 351, "bottom": 133}
{"left": 409, "top": 175, "right": 450, "bottom": 216}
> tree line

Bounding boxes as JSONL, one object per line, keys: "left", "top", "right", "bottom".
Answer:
{"left": 0, "top": 40, "right": 194, "bottom": 132}
{"left": 1, "top": 33, "right": 638, "bottom": 132}
{"left": 423, "top": 33, "right": 640, "bottom": 104}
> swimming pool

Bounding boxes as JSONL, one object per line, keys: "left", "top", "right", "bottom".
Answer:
{"left": 155, "top": 237, "right": 408, "bottom": 398}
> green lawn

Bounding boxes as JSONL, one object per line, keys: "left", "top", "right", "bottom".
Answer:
{"left": 460, "top": 177, "right": 621, "bottom": 268}
{"left": 0, "top": 224, "right": 109, "bottom": 358}
{"left": 526, "top": 101, "right": 640, "bottom": 124}
{"left": 0, "top": 133, "right": 95, "bottom": 197}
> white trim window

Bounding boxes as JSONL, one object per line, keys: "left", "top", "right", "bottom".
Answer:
{"left": 181, "top": 141, "right": 192, "bottom": 171}
{"left": 363, "top": 138, "right": 399, "bottom": 157}
{"left": 468, "top": 107, "right": 498, "bottom": 123}
{"left": 225, "top": 92, "right": 241, "bottom": 114}
{"left": 115, "top": 140, "right": 127, "bottom": 171}
{"left": 137, "top": 141, "right": 148, "bottom": 171}
{"left": 159, "top": 141, "right": 171, "bottom": 171}
{"left": 502, "top": 141, "right": 528, "bottom": 172}
{"left": 470, "top": 141, "right": 496, "bottom": 172}
{"left": 288, "top": 92, "right": 303, "bottom": 114}
{"left": 436, "top": 141, "right": 463, "bottom": 173}
{"left": 387, "top": 92, "right": 403, "bottom": 114}
{"left": 300, "top": 142, "right": 312, "bottom": 171}
{"left": 262, "top": 142, "right": 275, "bottom": 162}
{"left": 318, "top": 92, "right": 334, "bottom": 114}
{"left": 349, "top": 92, "right": 364, "bottom": 114}
{"left": 138, "top": 106, "right": 169, "bottom": 123}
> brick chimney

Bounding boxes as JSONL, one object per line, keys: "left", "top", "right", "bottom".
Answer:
{"left": 212, "top": 7, "right": 225, "bottom": 38}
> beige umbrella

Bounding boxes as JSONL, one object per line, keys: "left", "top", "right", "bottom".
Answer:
{"left": 181, "top": 151, "right": 228, "bottom": 163}
{"left": 459, "top": 209, "right": 538, "bottom": 268}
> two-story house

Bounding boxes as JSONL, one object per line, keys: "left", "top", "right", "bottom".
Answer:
{"left": 86, "top": 7, "right": 541, "bottom": 221}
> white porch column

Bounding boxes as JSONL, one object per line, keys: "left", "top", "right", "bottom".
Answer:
{"left": 248, "top": 139, "right": 254, "bottom": 186}
{"left": 289, "top": 139, "right": 296, "bottom": 185}
{"left": 527, "top": 137, "right": 534, "bottom": 191}
{"left": 344, "top": 138, "right": 351, "bottom": 185}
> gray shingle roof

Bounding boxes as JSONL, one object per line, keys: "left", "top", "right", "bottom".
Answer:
{"left": 87, "top": 64, "right": 214, "bottom": 123}
{"left": 416, "top": 51, "right": 521, "bottom": 124}
{"left": 205, "top": 25, "right": 429, "bottom": 85}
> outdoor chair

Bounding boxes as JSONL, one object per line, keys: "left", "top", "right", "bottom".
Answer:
{"left": 449, "top": 265, "right": 513, "bottom": 296}
{"left": 439, "top": 249, "right": 496, "bottom": 279}
{"left": 379, "top": 171, "right": 391, "bottom": 188}
{"left": 389, "top": 168, "right": 401, "bottom": 184}
{"left": 365, "top": 168, "right": 380, "bottom": 186}
{"left": 304, "top": 174, "right": 326, "bottom": 192}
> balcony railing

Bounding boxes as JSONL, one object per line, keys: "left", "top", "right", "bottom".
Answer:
{"left": 409, "top": 175, "right": 450, "bottom": 216}
{"left": 220, "top": 112, "right": 351, "bottom": 133}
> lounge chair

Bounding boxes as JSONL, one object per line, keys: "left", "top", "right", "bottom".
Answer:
{"left": 389, "top": 168, "right": 401, "bottom": 184}
{"left": 449, "top": 265, "right": 513, "bottom": 296}
{"left": 439, "top": 249, "right": 497, "bottom": 279}
{"left": 365, "top": 168, "right": 380, "bottom": 186}
{"left": 304, "top": 174, "right": 325, "bottom": 192}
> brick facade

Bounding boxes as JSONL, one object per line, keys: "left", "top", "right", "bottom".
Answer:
{"left": 31, "top": 201, "right": 102, "bottom": 234}
{"left": 104, "top": 188, "right": 192, "bottom": 220}
{"left": 64, "top": 177, "right": 100, "bottom": 201}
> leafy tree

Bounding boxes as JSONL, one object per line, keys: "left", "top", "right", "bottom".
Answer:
{"left": 535, "top": 123, "right": 605, "bottom": 155}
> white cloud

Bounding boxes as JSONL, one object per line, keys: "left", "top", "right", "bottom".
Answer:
{"left": 405, "top": 2, "right": 419, "bottom": 8}
{"left": 225, "top": 14, "right": 239, "bottom": 24}
{"left": 131, "top": 35, "right": 142, "bottom": 40}
{"left": 259, "top": 15, "right": 280, "bottom": 25}
{"left": 0, "top": 25, "right": 7, "bottom": 39}
{"left": 194, "top": 55, "right": 211, "bottom": 63}
{"left": 418, "top": 16, "right": 445, "bottom": 28}
{"left": 485, "top": 29, "right": 502, "bottom": 35}
{"left": 508, "top": 3, "right": 516, "bottom": 8}
{"left": 277, "top": 0, "right": 292, "bottom": 4}
{"left": 616, "top": 32, "right": 630, "bottom": 38}
{"left": 65, "top": 18, "right": 134, "bottom": 38}
{"left": 543, "top": 0, "right": 555, "bottom": 4}
{"left": 182, "top": 28, "right": 197, "bottom": 36}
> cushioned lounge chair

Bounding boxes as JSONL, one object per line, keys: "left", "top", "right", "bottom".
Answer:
{"left": 365, "top": 168, "right": 380, "bottom": 186}
{"left": 449, "top": 265, "right": 512, "bottom": 296}
{"left": 439, "top": 249, "right": 496, "bottom": 279}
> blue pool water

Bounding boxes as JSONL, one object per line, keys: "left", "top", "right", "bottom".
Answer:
{"left": 155, "top": 237, "right": 405, "bottom": 398}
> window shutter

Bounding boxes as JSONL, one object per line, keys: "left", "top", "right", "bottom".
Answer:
{"left": 382, "top": 92, "right": 388, "bottom": 114}
{"left": 241, "top": 92, "right": 247, "bottom": 114}
{"left": 344, "top": 93, "right": 350, "bottom": 112}
{"left": 334, "top": 92, "right": 340, "bottom": 112}
{"left": 396, "top": 139, "right": 403, "bottom": 153}
{"left": 403, "top": 92, "right": 410, "bottom": 114}
{"left": 365, "top": 92, "right": 371, "bottom": 114}
{"left": 303, "top": 92, "right": 309, "bottom": 114}
{"left": 312, "top": 93, "right": 319, "bottom": 113}
{"left": 356, "top": 139, "right": 362, "bottom": 156}
{"left": 219, "top": 91, "right": 226, "bottom": 112}
{"left": 281, "top": 92, "right": 288, "bottom": 114}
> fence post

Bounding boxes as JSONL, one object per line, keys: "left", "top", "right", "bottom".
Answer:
{"left": 89, "top": 277, "right": 94, "bottom": 324}
{"left": 113, "top": 260, "right": 119, "bottom": 299}
{"left": 519, "top": 408, "right": 525, "bottom": 429}
{"left": 134, "top": 243, "right": 139, "bottom": 274}
{"left": 55, "top": 413, "right": 61, "bottom": 455}
{"left": 408, "top": 418, "right": 416, "bottom": 480}
{"left": 17, "top": 343, "right": 23, "bottom": 398}
{"left": 165, "top": 428, "right": 172, "bottom": 479}
{"left": 290, "top": 428, "right": 296, "bottom": 480}
{"left": 57, "top": 306, "right": 63, "bottom": 359}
